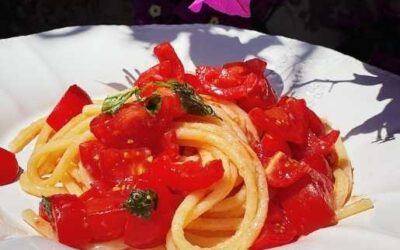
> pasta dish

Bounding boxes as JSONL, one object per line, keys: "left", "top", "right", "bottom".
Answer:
{"left": 2, "top": 42, "right": 373, "bottom": 250}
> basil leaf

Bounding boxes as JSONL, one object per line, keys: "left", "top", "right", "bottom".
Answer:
{"left": 101, "top": 88, "right": 139, "bottom": 114}
{"left": 170, "top": 82, "right": 218, "bottom": 118}
{"left": 144, "top": 94, "right": 162, "bottom": 115}
{"left": 123, "top": 189, "right": 159, "bottom": 219}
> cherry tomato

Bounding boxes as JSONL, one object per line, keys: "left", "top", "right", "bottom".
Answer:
{"left": 90, "top": 102, "right": 163, "bottom": 149}
{"left": 151, "top": 156, "right": 224, "bottom": 194}
{"left": 79, "top": 140, "right": 106, "bottom": 180}
{"left": 0, "top": 147, "right": 19, "bottom": 185}
{"left": 265, "top": 153, "right": 307, "bottom": 188}
{"left": 46, "top": 85, "right": 92, "bottom": 131}
{"left": 279, "top": 170, "right": 336, "bottom": 235}
{"left": 47, "top": 194, "right": 91, "bottom": 248}
{"left": 99, "top": 147, "right": 151, "bottom": 185}
{"left": 251, "top": 203, "right": 298, "bottom": 250}
{"left": 123, "top": 177, "right": 175, "bottom": 248}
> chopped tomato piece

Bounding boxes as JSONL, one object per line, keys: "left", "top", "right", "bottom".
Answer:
{"left": 277, "top": 97, "right": 309, "bottom": 144}
{"left": 90, "top": 103, "right": 164, "bottom": 149}
{"left": 265, "top": 153, "right": 307, "bottom": 188}
{"left": 151, "top": 156, "right": 224, "bottom": 194}
{"left": 87, "top": 209, "right": 127, "bottom": 242}
{"left": 46, "top": 85, "right": 92, "bottom": 131}
{"left": 279, "top": 169, "right": 336, "bottom": 235}
{"left": 79, "top": 182, "right": 111, "bottom": 202}
{"left": 99, "top": 147, "right": 151, "bottom": 185}
{"left": 153, "top": 42, "right": 184, "bottom": 79}
{"left": 79, "top": 140, "right": 106, "bottom": 180}
{"left": 195, "top": 58, "right": 276, "bottom": 110}
{"left": 156, "top": 130, "right": 180, "bottom": 160}
{"left": 261, "top": 133, "right": 292, "bottom": 159}
{"left": 249, "top": 106, "right": 292, "bottom": 140}
{"left": 183, "top": 73, "right": 203, "bottom": 91}
{"left": 303, "top": 154, "right": 333, "bottom": 180}
{"left": 135, "top": 42, "right": 184, "bottom": 87}
{"left": 306, "top": 108, "right": 325, "bottom": 136}
{"left": 251, "top": 203, "right": 298, "bottom": 250}
{"left": 305, "top": 130, "right": 340, "bottom": 157}
{"left": 84, "top": 191, "right": 129, "bottom": 242}
{"left": 0, "top": 147, "right": 19, "bottom": 185}
{"left": 47, "top": 194, "right": 91, "bottom": 248}
{"left": 123, "top": 177, "right": 175, "bottom": 248}
{"left": 140, "top": 83, "right": 185, "bottom": 121}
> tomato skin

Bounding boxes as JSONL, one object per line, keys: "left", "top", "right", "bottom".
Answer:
{"left": 79, "top": 140, "right": 106, "bottom": 180}
{"left": 261, "top": 133, "right": 292, "bottom": 159}
{"left": 151, "top": 156, "right": 224, "bottom": 194}
{"left": 90, "top": 103, "right": 163, "bottom": 149}
{"left": 46, "top": 85, "right": 92, "bottom": 131}
{"left": 49, "top": 194, "right": 91, "bottom": 248}
{"left": 123, "top": 177, "right": 175, "bottom": 249}
{"left": 279, "top": 171, "right": 336, "bottom": 235}
{"left": 265, "top": 153, "right": 307, "bottom": 188}
{"left": 251, "top": 203, "right": 298, "bottom": 250}
{"left": 0, "top": 147, "right": 19, "bottom": 185}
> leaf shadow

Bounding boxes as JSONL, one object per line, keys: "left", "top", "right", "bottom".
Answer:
{"left": 286, "top": 65, "right": 400, "bottom": 142}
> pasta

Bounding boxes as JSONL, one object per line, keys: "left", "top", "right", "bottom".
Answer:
{"left": 8, "top": 42, "right": 373, "bottom": 250}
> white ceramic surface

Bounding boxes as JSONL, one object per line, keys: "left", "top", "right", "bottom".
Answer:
{"left": 0, "top": 24, "right": 399, "bottom": 249}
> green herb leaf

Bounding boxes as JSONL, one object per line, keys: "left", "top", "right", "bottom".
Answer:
{"left": 170, "top": 82, "right": 218, "bottom": 118}
{"left": 122, "top": 189, "right": 159, "bottom": 219}
{"left": 144, "top": 94, "right": 162, "bottom": 115}
{"left": 101, "top": 88, "right": 139, "bottom": 114}
{"left": 40, "top": 196, "right": 52, "bottom": 218}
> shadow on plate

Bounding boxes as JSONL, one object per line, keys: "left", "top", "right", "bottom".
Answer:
{"left": 286, "top": 64, "right": 400, "bottom": 143}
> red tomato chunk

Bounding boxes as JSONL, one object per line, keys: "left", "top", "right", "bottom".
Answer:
{"left": 0, "top": 147, "right": 19, "bottom": 185}
{"left": 46, "top": 84, "right": 92, "bottom": 131}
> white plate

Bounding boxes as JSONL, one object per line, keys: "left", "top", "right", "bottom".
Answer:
{"left": 0, "top": 24, "right": 399, "bottom": 250}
